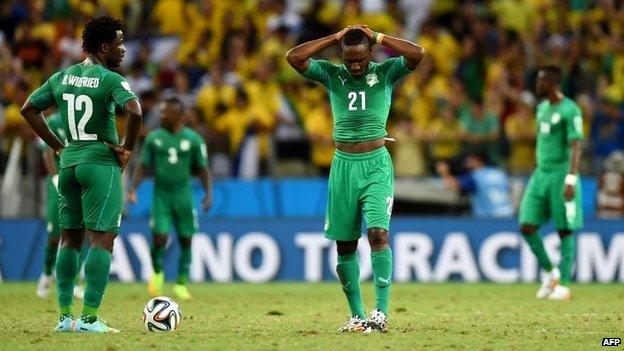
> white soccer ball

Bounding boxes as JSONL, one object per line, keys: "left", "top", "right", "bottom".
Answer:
{"left": 143, "top": 296, "right": 182, "bottom": 332}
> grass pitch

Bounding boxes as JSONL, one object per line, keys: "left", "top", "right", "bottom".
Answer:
{"left": 1, "top": 283, "right": 622, "bottom": 350}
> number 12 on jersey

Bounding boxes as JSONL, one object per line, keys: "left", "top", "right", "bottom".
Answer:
{"left": 62, "top": 93, "right": 96, "bottom": 141}
{"left": 348, "top": 91, "right": 366, "bottom": 111}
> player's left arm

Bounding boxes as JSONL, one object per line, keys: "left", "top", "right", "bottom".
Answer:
{"left": 193, "top": 136, "right": 212, "bottom": 212}
{"left": 360, "top": 25, "right": 425, "bottom": 69}
{"left": 109, "top": 74, "right": 143, "bottom": 171}
{"left": 564, "top": 106, "right": 584, "bottom": 201}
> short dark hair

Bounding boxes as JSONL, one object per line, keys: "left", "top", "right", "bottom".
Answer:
{"left": 82, "top": 16, "right": 123, "bottom": 54}
{"left": 540, "top": 65, "right": 562, "bottom": 85}
{"left": 163, "top": 95, "right": 184, "bottom": 110}
{"left": 341, "top": 29, "right": 372, "bottom": 48}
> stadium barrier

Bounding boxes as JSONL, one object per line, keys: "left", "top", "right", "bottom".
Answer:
{"left": 0, "top": 218, "right": 622, "bottom": 283}
{"left": 127, "top": 178, "right": 598, "bottom": 218}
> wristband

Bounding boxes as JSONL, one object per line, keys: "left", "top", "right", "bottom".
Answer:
{"left": 564, "top": 173, "right": 577, "bottom": 186}
{"left": 375, "top": 32, "right": 385, "bottom": 44}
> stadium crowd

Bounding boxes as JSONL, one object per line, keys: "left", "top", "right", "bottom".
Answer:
{"left": 1, "top": 0, "right": 623, "bottom": 179}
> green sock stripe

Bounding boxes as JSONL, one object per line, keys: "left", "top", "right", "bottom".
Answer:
{"left": 83, "top": 247, "right": 112, "bottom": 312}
{"left": 523, "top": 232, "right": 553, "bottom": 272}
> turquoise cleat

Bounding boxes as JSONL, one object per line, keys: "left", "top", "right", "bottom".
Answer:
{"left": 74, "top": 317, "right": 120, "bottom": 333}
{"left": 54, "top": 315, "right": 75, "bottom": 332}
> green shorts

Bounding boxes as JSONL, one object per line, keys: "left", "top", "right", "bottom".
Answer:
{"left": 45, "top": 175, "right": 60, "bottom": 238}
{"left": 58, "top": 164, "right": 122, "bottom": 234}
{"left": 325, "top": 147, "right": 394, "bottom": 241}
{"left": 150, "top": 186, "right": 197, "bottom": 237}
{"left": 519, "top": 167, "right": 583, "bottom": 231}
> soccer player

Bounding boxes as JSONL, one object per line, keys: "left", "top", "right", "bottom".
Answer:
{"left": 286, "top": 25, "right": 424, "bottom": 333}
{"left": 519, "top": 66, "right": 583, "bottom": 300}
{"left": 21, "top": 16, "right": 142, "bottom": 332}
{"left": 36, "top": 112, "right": 85, "bottom": 300}
{"left": 128, "top": 96, "right": 212, "bottom": 301}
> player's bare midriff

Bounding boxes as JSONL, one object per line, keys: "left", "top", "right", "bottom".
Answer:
{"left": 335, "top": 137, "right": 386, "bottom": 153}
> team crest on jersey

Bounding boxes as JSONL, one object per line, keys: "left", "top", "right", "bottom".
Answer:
{"left": 180, "top": 139, "right": 191, "bottom": 151}
{"left": 366, "top": 73, "right": 379, "bottom": 87}
{"left": 551, "top": 112, "right": 561, "bottom": 124}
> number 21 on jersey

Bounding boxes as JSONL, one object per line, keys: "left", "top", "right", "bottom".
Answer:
{"left": 348, "top": 91, "right": 366, "bottom": 111}
{"left": 62, "top": 93, "right": 95, "bottom": 141}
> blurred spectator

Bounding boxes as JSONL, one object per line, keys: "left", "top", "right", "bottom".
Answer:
{"left": 303, "top": 100, "right": 333, "bottom": 176}
{"left": 127, "top": 61, "right": 154, "bottom": 96}
{"left": 391, "top": 115, "right": 427, "bottom": 177}
{"left": 196, "top": 61, "right": 238, "bottom": 124}
{"left": 436, "top": 153, "right": 514, "bottom": 218}
{"left": 596, "top": 151, "right": 624, "bottom": 218}
{"left": 163, "top": 69, "right": 195, "bottom": 109}
{"left": 214, "top": 89, "right": 274, "bottom": 177}
{"left": 0, "top": 0, "right": 623, "bottom": 184}
{"left": 425, "top": 103, "right": 462, "bottom": 164}
{"left": 455, "top": 35, "right": 485, "bottom": 101}
{"left": 460, "top": 99, "right": 501, "bottom": 164}
{"left": 591, "top": 99, "right": 624, "bottom": 165}
{"left": 505, "top": 92, "right": 536, "bottom": 175}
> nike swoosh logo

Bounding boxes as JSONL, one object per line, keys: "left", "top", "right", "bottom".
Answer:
{"left": 378, "top": 276, "right": 390, "bottom": 284}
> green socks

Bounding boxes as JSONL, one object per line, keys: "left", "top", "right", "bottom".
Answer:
{"left": 522, "top": 232, "right": 553, "bottom": 272}
{"left": 371, "top": 248, "right": 393, "bottom": 315}
{"left": 336, "top": 253, "right": 365, "bottom": 318}
{"left": 56, "top": 248, "right": 79, "bottom": 313}
{"left": 177, "top": 246, "right": 191, "bottom": 285}
{"left": 44, "top": 243, "right": 58, "bottom": 276}
{"left": 82, "top": 247, "right": 112, "bottom": 317}
{"left": 559, "top": 235, "right": 575, "bottom": 286}
{"left": 151, "top": 244, "right": 165, "bottom": 274}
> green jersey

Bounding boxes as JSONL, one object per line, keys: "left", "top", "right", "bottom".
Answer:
{"left": 27, "top": 62, "right": 138, "bottom": 168}
{"left": 140, "top": 127, "right": 208, "bottom": 190}
{"left": 535, "top": 97, "right": 584, "bottom": 170}
{"left": 39, "top": 113, "right": 67, "bottom": 169}
{"left": 302, "top": 56, "right": 413, "bottom": 143}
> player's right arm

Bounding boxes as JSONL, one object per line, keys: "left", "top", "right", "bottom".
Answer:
{"left": 285, "top": 27, "right": 351, "bottom": 73}
{"left": 20, "top": 75, "right": 65, "bottom": 153}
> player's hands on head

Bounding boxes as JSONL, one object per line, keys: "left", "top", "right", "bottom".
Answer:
{"left": 201, "top": 195, "right": 212, "bottom": 212}
{"left": 335, "top": 26, "right": 352, "bottom": 42}
{"left": 357, "top": 25, "right": 376, "bottom": 42}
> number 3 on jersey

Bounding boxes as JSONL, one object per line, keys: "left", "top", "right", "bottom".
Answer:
{"left": 168, "top": 147, "right": 178, "bottom": 164}
{"left": 62, "top": 93, "right": 95, "bottom": 141}
{"left": 348, "top": 91, "right": 366, "bottom": 111}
